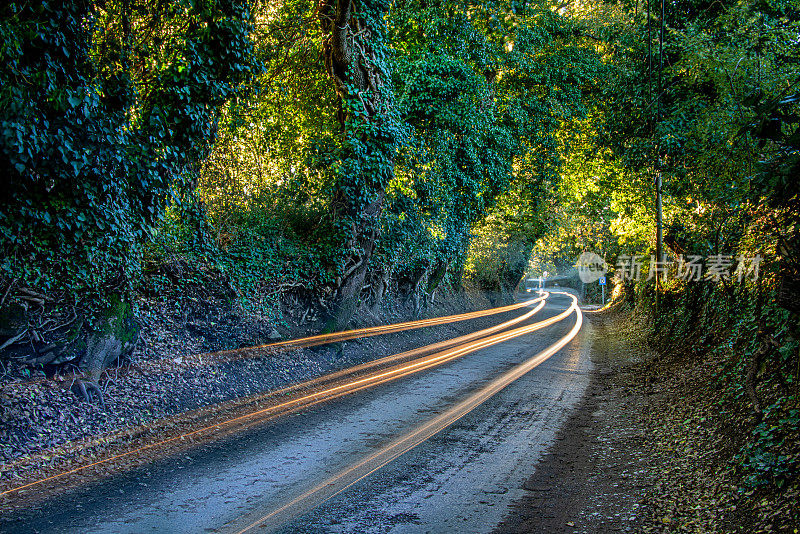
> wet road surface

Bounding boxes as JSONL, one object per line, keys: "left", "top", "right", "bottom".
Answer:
{"left": 1, "top": 293, "right": 591, "bottom": 533}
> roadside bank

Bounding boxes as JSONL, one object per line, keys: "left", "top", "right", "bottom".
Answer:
{"left": 497, "top": 308, "right": 799, "bottom": 533}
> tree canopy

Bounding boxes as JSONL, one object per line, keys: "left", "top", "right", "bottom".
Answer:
{"left": 1, "top": 0, "right": 798, "bottom": 350}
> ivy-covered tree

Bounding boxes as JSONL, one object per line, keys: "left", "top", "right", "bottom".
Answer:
{"left": 317, "top": 0, "right": 407, "bottom": 330}
{"left": 387, "top": 0, "right": 600, "bottom": 296}
{"left": 0, "top": 0, "right": 256, "bottom": 392}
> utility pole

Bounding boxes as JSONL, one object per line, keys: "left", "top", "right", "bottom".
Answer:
{"left": 655, "top": 0, "right": 665, "bottom": 300}
{"left": 656, "top": 171, "right": 663, "bottom": 264}
{"left": 647, "top": 0, "right": 652, "bottom": 108}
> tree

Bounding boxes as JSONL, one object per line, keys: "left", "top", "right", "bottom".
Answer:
{"left": 0, "top": 0, "right": 256, "bottom": 388}
{"left": 317, "top": 0, "right": 406, "bottom": 330}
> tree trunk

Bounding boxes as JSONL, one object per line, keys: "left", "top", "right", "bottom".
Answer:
{"left": 318, "top": 0, "right": 398, "bottom": 332}
{"left": 325, "top": 194, "right": 383, "bottom": 332}
{"left": 370, "top": 264, "right": 391, "bottom": 315}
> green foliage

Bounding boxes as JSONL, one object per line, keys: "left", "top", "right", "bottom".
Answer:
{"left": 520, "top": 0, "right": 800, "bottom": 500}
{"left": 387, "top": 0, "right": 600, "bottom": 290}
{"left": 0, "top": 0, "right": 257, "bottom": 298}
{"left": 218, "top": 201, "right": 331, "bottom": 318}
{"left": 628, "top": 273, "right": 800, "bottom": 491}
{"left": 5, "top": 0, "right": 794, "bottom": 362}
{"left": 194, "top": 0, "right": 601, "bottom": 299}
{"left": 530, "top": 0, "right": 799, "bottom": 267}
{"left": 739, "top": 399, "right": 800, "bottom": 490}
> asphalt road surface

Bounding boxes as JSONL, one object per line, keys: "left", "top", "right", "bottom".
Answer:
{"left": 2, "top": 292, "right": 592, "bottom": 533}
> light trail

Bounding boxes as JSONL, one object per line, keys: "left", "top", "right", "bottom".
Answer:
{"left": 153, "top": 294, "right": 547, "bottom": 374}
{"left": 0, "top": 295, "right": 549, "bottom": 498}
{"left": 200, "top": 293, "right": 549, "bottom": 402}
{"left": 3, "top": 295, "right": 545, "bottom": 391}
{"left": 2, "top": 293, "right": 575, "bottom": 503}
{"left": 138, "top": 295, "right": 547, "bottom": 374}
{"left": 0, "top": 295, "right": 548, "bottom": 476}
{"left": 228, "top": 293, "right": 583, "bottom": 533}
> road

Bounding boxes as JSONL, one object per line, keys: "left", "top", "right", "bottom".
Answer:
{"left": 1, "top": 292, "right": 592, "bottom": 533}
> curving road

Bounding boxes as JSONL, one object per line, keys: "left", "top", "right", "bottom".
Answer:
{"left": 1, "top": 292, "right": 592, "bottom": 533}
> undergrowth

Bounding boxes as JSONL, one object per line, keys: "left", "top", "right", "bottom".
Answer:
{"left": 140, "top": 200, "right": 333, "bottom": 325}
{"left": 627, "top": 279, "right": 800, "bottom": 531}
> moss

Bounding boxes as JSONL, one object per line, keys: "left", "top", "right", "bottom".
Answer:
{"left": 96, "top": 294, "right": 138, "bottom": 344}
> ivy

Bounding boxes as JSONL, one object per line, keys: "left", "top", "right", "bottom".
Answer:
{"left": 0, "top": 0, "right": 257, "bottom": 300}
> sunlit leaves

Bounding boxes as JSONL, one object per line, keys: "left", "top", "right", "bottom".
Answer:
{"left": 0, "top": 0, "right": 257, "bottom": 296}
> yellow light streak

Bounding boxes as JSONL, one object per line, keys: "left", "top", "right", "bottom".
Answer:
{"left": 1, "top": 296, "right": 549, "bottom": 476}
{"left": 5, "top": 296, "right": 545, "bottom": 391}
{"left": 0, "top": 295, "right": 563, "bottom": 499}
{"left": 229, "top": 293, "right": 583, "bottom": 533}
{"left": 215, "top": 296, "right": 544, "bottom": 351}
